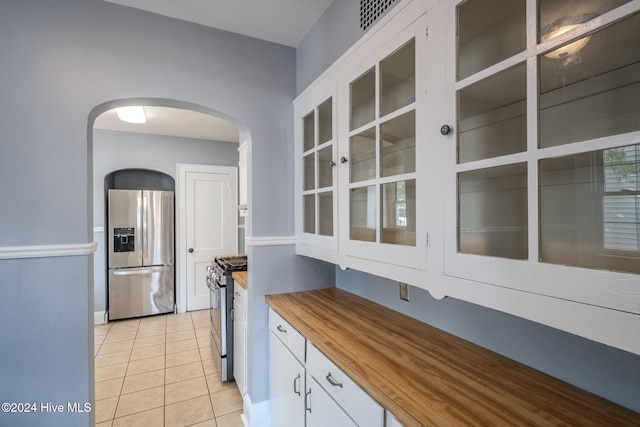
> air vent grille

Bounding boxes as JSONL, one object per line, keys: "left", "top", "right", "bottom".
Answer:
{"left": 360, "top": 0, "right": 398, "bottom": 31}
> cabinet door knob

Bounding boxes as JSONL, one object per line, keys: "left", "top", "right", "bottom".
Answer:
{"left": 329, "top": 160, "right": 336, "bottom": 167}
{"left": 340, "top": 156, "right": 348, "bottom": 164}
{"left": 188, "top": 248, "right": 194, "bottom": 253}
{"left": 440, "top": 124, "right": 453, "bottom": 135}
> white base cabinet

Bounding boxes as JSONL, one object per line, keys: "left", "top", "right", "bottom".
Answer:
{"left": 306, "top": 374, "right": 357, "bottom": 427}
{"left": 269, "top": 331, "right": 305, "bottom": 427}
{"left": 269, "top": 308, "right": 394, "bottom": 427}
{"left": 232, "top": 283, "right": 247, "bottom": 395}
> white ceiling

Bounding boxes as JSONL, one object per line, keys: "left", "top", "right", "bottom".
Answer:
{"left": 104, "top": 0, "right": 333, "bottom": 48}
{"left": 93, "top": 106, "right": 240, "bottom": 142}
{"left": 98, "top": 0, "right": 333, "bottom": 142}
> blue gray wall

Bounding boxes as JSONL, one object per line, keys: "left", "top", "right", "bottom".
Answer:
{"left": 0, "top": 0, "right": 301, "bottom": 424}
{"left": 298, "top": 0, "right": 640, "bottom": 414}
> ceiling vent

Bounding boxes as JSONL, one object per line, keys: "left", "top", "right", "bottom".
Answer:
{"left": 360, "top": 0, "right": 398, "bottom": 31}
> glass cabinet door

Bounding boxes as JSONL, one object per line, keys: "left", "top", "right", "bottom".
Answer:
{"left": 301, "top": 97, "right": 336, "bottom": 241}
{"left": 444, "top": 0, "right": 640, "bottom": 310}
{"left": 347, "top": 37, "right": 418, "bottom": 248}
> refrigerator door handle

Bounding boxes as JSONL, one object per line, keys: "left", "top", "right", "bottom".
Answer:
{"left": 112, "top": 266, "right": 171, "bottom": 276}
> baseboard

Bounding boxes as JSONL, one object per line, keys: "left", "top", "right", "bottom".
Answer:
{"left": 242, "top": 393, "right": 270, "bottom": 427}
{"left": 94, "top": 311, "right": 107, "bottom": 325}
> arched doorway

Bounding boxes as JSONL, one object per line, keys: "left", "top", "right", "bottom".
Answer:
{"left": 88, "top": 99, "right": 246, "bottom": 322}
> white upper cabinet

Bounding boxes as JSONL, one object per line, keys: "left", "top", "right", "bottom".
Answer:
{"left": 337, "top": 15, "right": 428, "bottom": 270}
{"left": 294, "top": 0, "right": 640, "bottom": 353}
{"left": 438, "top": 0, "right": 640, "bottom": 314}
{"left": 295, "top": 1, "right": 433, "bottom": 275}
{"left": 296, "top": 86, "right": 339, "bottom": 254}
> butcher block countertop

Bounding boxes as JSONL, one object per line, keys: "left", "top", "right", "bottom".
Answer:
{"left": 232, "top": 271, "right": 248, "bottom": 289}
{"left": 265, "top": 288, "right": 640, "bottom": 427}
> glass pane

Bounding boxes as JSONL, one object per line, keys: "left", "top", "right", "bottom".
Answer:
{"left": 457, "top": 0, "right": 526, "bottom": 80}
{"left": 539, "top": 13, "right": 640, "bottom": 148}
{"left": 350, "top": 186, "right": 376, "bottom": 242}
{"left": 318, "top": 191, "right": 334, "bottom": 237}
{"left": 382, "top": 180, "right": 416, "bottom": 246}
{"left": 303, "top": 194, "right": 315, "bottom": 234}
{"left": 380, "top": 38, "right": 415, "bottom": 116}
{"left": 303, "top": 111, "right": 315, "bottom": 152}
{"left": 381, "top": 111, "right": 415, "bottom": 177}
{"left": 318, "top": 97, "right": 333, "bottom": 144}
{"left": 318, "top": 146, "right": 333, "bottom": 188}
{"left": 303, "top": 153, "right": 315, "bottom": 191}
{"left": 540, "top": 144, "right": 640, "bottom": 274}
{"left": 458, "top": 62, "right": 527, "bottom": 163}
{"left": 539, "top": 0, "right": 632, "bottom": 43}
{"left": 458, "top": 163, "right": 528, "bottom": 259}
{"left": 350, "top": 127, "right": 376, "bottom": 183}
{"left": 350, "top": 67, "right": 376, "bottom": 130}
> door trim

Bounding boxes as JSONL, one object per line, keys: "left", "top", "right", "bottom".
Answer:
{"left": 176, "top": 163, "right": 238, "bottom": 313}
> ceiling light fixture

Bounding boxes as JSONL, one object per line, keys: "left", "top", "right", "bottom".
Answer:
{"left": 115, "top": 106, "right": 147, "bottom": 124}
{"left": 541, "top": 16, "right": 592, "bottom": 59}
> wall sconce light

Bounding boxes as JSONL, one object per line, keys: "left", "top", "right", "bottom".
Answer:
{"left": 115, "top": 106, "right": 147, "bottom": 124}
{"left": 541, "top": 16, "right": 592, "bottom": 59}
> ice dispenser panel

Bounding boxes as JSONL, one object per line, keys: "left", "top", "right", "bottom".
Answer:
{"left": 113, "top": 227, "right": 135, "bottom": 252}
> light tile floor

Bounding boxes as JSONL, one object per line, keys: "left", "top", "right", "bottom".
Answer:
{"left": 94, "top": 310, "right": 243, "bottom": 427}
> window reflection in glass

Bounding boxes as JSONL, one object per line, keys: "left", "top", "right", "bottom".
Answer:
{"left": 382, "top": 180, "right": 416, "bottom": 246}
{"left": 539, "top": 144, "right": 640, "bottom": 274}
{"left": 350, "top": 186, "right": 376, "bottom": 242}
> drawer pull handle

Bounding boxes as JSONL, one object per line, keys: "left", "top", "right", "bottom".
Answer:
{"left": 325, "top": 372, "right": 343, "bottom": 388}
{"left": 293, "top": 373, "right": 301, "bottom": 396}
{"left": 305, "top": 389, "right": 312, "bottom": 413}
{"left": 277, "top": 325, "right": 287, "bottom": 333}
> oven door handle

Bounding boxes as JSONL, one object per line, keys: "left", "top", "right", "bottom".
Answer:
{"left": 206, "top": 276, "right": 218, "bottom": 292}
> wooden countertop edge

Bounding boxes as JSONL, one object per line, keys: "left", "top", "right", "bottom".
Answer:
{"left": 265, "top": 288, "right": 640, "bottom": 427}
{"left": 232, "top": 271, "right": 248, "bottom": 289}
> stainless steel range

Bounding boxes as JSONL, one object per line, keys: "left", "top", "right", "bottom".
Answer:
{"left": 206, "top": 254, "right": 247, "bottom": 382}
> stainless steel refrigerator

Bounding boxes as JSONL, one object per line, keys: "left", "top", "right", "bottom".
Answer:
{"left": 108, "top": 189, "right": 175, "bottom": 320}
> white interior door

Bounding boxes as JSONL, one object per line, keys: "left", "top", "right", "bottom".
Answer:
{"left": 177, "top": 164, "right": 238, "bottom": 312}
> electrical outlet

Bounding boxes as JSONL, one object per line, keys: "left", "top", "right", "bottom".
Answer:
{"left": 399, "top": 282, "right": 409, "bottom": 301}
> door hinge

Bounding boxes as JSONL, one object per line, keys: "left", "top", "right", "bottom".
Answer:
{"left": 231, "top": 308, "right": 235, "bottom": 321}
{"left": 425, "top": 26, "right": 429, "bottom": 40}
{"left": 426, "top": 232, "right": 430, "bottom": 248}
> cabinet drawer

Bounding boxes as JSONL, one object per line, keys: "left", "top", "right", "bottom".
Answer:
{"left": 233, "top": 283, "right": 246, "bottom": 311}
{"left": 269, "top": 308, "right": 305, "bottom": 363}
{"left": 307, "top": 343, "right": 383, "bottom": 427}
